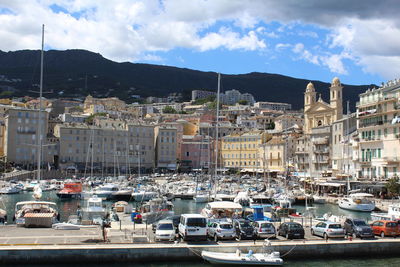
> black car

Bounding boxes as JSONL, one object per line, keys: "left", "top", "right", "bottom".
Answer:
{"left": 233, "top": 219, "right": 254, "bottom": 240}
{"left": 343, "top": 218, "right": 374, "bottom": 238}
{"left": 278, "top": 222, "right": 305, "bottom": 239}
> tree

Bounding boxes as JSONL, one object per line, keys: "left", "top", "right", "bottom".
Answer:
{"left": 162, "top": 106, "right": 177, "bottom": 114}
{"left": 238, "top": 100, "right": 248, "bottom": 105}
{"left": 385, "top": 176, "right": 400, "bottom": 197}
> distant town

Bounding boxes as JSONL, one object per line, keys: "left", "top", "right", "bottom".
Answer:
{"left": 0, "top": 76, "right": 399, "bottom": 182}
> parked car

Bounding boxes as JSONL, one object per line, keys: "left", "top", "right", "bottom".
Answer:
{"left": 343, "top": 218, "right": 374, "bottom": 238}
{"left": 311, "top": 221, "right": 345, "bottom": 239}
{"left": 370, "top": 220, "right": 399, "bottom": 237}
{"left": 155, "top": 220, "right": 176, "bottom": 242}
{"left": 178, "top": 214, "right": 208, "bottom": 241}
{"left": 278, "top": 222, "right": 305, "bottom": 239}
{"left": 166, "top": 215, "right": 181, "bottom": 233}
{"left": 208, "top": 221, "right": 236, "bottom": 241}
{"left": 233, "top": 219, "right": 254, "bottom": 240}
{"left": 252, "top": 220, "right": 276, "bottom": 239}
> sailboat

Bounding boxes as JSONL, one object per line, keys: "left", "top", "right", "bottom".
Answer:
{"left": 14, "top": 25, "right": 59, "bottom": 227}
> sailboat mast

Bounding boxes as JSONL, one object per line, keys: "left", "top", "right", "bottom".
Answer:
{"left": 214, "top": 73, "right": 221, "bottom": 192}
{"left": 346, "top": 101, "right": 350, "bottom": 193}
{"left": 37, "top": 24, "right": 44, "bottom": 181}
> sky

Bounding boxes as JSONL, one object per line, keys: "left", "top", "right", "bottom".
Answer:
{"left": 0, "top": 0, "right": 399, "bottom": 86}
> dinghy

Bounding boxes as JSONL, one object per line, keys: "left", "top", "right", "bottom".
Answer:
{"left": 201, "top": 249, "right": 283, "bottom": 266}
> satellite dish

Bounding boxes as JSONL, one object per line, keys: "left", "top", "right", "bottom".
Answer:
{"left": 33, "top": 185, "right": 42, "bottom": 200}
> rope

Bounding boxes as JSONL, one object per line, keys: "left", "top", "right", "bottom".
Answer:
{"left": 188, "top": 247, "right": 203, "bottom": 258}
{"left": 280, "top": 243, "right": 297, "bottom": 257}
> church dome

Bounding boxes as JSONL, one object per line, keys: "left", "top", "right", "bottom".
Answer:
{"left": 332, "top": 77, "right": 341, "bottom": 87}
{"left": 306, "top": 82, "right": 315, "bottom": 92}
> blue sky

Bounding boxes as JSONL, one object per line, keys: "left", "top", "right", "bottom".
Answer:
{"left": 1, "top": 1, "right": 399, "bottom": 86}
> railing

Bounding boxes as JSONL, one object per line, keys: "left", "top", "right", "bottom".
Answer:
{"left": 383, "top": 156, "right": 400, "bottom": 162}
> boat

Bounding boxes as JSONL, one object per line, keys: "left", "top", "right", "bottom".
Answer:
{"left": 338, "top": 193, "right": 375, "bottom": 212}
{"left": 112, "top": 188, "right": 133, "bottom": 201}
{"left": 371, "top": 204, "right": 400, "bottom": 221}
{"left": 201, "top": 249, "right": 283, "bottom": 266}
{"left": 139, "top": 197, "right": 174, "bottom": 224}
{"left": 0, "top": 208, "right": 6, "bottom": 224}
{"left": 234, "top": 191, "right": 252, "bottom": 207}
{"left": 312, "top": 194, "right": 326, "bottom": 204}
{"left": 14, "top": 201, "right": 59, "bottom": 227}
{"left": 81, "top": 195, "right": 107, "bottom": 224}
{"left": 52, "top": 222, "right": 80, "bottom": 230}
{"left": 193, "top": 192, "right": 211, "bottom": 203}
{"left": 56, "top": 182, "right": 82, "bottom": 199}
{"left": 201, "top": 201, "right": 242, "bottom": 219}
{"left": 24, "top": 180, "right": 38, "bottom": 192}
{"left": 93, "top": 183, "right": 119, "bottom": 200}
{"left": 0, "top": 186, "right": 21, "bottom": 194}
{"left": 131, "top": 191, "right": 158, "bottom": 202}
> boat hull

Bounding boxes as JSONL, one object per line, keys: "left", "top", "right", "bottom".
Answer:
{"left": 338, "top": 201, "right": 375, "bottom": 212}
{"left": 201, "top": 251, "right": 283, "bottom": 266}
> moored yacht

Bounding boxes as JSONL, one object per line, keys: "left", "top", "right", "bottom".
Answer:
{"left": 56, "top": 182, "right": 82, "bottom": 199}
{"left": 338, "top": 193, "right": 375, "bottom": 212}
{"left": 14, "top": 201, "right": 59, "bottom": 227}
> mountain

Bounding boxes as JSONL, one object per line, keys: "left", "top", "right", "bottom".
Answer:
{"left": 0, "top": 49, "right": 374, "bottom": 110}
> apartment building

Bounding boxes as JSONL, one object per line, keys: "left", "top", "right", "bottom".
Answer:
{"left": 254, "top": 101, "right": 292, "bottom": 111}
{"left": 155, "top": 126, "right": 178, "bottom": 170}
{"left": 191, "top": 90, "right": 216, "bottom": 101}
{"left": 221, "top": 131, "right": 269, "bottom": 171}
{"left": 54, "top": 123, "right": 155, "bottom": 172}
{"left": 4, "top": 107, "right": 54, "bottom": 166}
{"left": 180, "top": 135, "right": 212, "bottom": 170}
{"left": 356, "top": 80, "right": 400, "bottom": 179}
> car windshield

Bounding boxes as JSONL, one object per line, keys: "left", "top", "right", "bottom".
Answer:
{"left": 354, "top": 220, "right": 367, "bottom": 226}
{"left": 220, "top": 224, "right": 233, "bottom": 229}
{"left": 187, "top": 218, "right": 206, "bottom": 227}
{"left": 158, "top": 223, "right": 173, "bottom": 230}
{"left": 328, "top": 224, "right": 342, "bottom": 229}
{"left": 240, "top": 221, "right": 251, "bottom": 227}
{"left": 261, "top": 223, "right": 272, "bottom": 228}
{"left": 289, "top": 224, "right": 302, "bottom": 229}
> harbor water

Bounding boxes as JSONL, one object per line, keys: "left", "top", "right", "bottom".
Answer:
{"left": 1, "top": 192, "right": 397, "bottom": 266}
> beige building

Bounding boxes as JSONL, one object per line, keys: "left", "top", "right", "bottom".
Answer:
{"left": 356, "top": 80, "right": 400, "bottom": 179}
{"left": 83, "top": 95, "right": 126, "bottom": 115}
{"left": 304, "top": 77, "right": 343, "bottom": 134}
{"left": 221, "top": 131, "right": 270, "bottom": 171}
{"left": 54, "top": 123, "right": 155, "bottom": 173}
{"left": 4, "top": 107, "right": 54, "bottom": 166}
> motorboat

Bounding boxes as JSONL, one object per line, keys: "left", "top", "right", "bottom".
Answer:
{"left": 371, "top": 204, "right": 400, "bottom": 221}
{"left": 201, "top": 249, "right": 283, "bottom": 266}
{"left": 52, "top": 222, "right": 80, "bottom": 230}
{"left": 56, "top": 182, "right": 82, "bottom": 199}
{"left": 131, "top": 191, "right": 158, "bottom": 202}
{"left": 139, "top": 197, "right": 174, "bottom": 224}
{"left": 201, "top": 201, "right": 243, "bottom": 219}
{"left": 0, "top": 186, "right": 21, "bottom": 194}
{"left": 93, "top": 184, "right": 119, "bottom": 200}
{"left": 24, "top": 180, "right": 39, "bottom": 192}
{"left": 234, "top": 191, "right": 252, "bottom": 207}
{"left": 338, "top": 193, "right": 375, "bottom": 212}
{"left": 81, "top": 195, "right": 107, "bottom": 224}
{"left": 193, "top": 193, "right": 211, "bottom": 203}
{"left": 112, "top": 188, "right": 133, "bottom": 202}
{"left": 312, "top": 194, "right": 326, "bottom": 204}
{"left": 14, "top": 201, "right": 59, "bottom": 227}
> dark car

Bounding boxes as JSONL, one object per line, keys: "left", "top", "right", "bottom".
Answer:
{"left": 233, "top": 219, "right": 254, "bottom": 240}
{"left": 343, "top": 218, "right": 374, "bottom": 238}
{"left": 278, "top": 222, "right": 305, "bottom": 239}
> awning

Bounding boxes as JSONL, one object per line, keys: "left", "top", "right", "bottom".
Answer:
{"left": 316, "top": 182, "right": 346, "bottom": 187}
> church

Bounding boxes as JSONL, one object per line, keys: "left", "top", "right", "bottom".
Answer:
{"left": 303, "top": 77, "right": 343, "bottom": 134}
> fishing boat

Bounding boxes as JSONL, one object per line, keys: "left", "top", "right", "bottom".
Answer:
{"left": 81, "top": 195, "right": 107, "bottom": 224}
{"left": 56, "top": 182, "right": 82, "bottom": 199}
{"left": 14, "top": 200, "right": 59, "bottom": 227}
{"left": 371, "top": 204, "right": 400, "bottom": 221}
{"left": 201, "top": 201, "right": 242, "bottom": 219}
{"left": 139, "top": 197, "right": 174, "bottom": 224}
{"left": 201, "top": 249, "right": 283, "bottom": 266}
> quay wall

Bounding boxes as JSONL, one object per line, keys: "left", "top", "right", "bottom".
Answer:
{"left": 0, "top": 240, "right": 400, "bottom": 264}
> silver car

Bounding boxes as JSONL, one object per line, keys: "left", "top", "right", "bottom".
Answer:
{"left": 208, "top": 222, "right": 236, "bottom": 241}
{"left": 311, "top": 221, "right": 345, "bottom": 239}
{"left": 252, "top": 221, "right": 276, "bottom": 239}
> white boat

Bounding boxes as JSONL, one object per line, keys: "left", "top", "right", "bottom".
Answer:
{"left": 312, "top": 194, "right": 326, "bottom": 204}
{"left": 93, "top": 184, "right": 119, "bottom": 200}
{"left": 139, "top": 197, "right": 174, "bottom": 224}
{"left": 131, "top": 191, "right": 158, "bottom": 202}
{"left": 338, "top": 193, "right": 375, "bottom": 212}
{"left": 52, "top": 222, "right": 80, "bottom": 230}
{"left": 201, "top": 201, "right": 242, "bottom": 219}
{"left": 234, "top": 191, "right": 252, "bottom": 207}
{"left": 81, "top": 195, "right": 107, "bottom": 224}
{"left": 371, "top": 204, "right": 400, "bottom": 221}
{"left": 193, "top": 193, "right": 210, "bottom": 203}
{"left": 201, "top": 250, "right": 283, "bottom": 266}
{"left": 0, "top": 186, "right": 21, "bottom": 194}
{"left": 14, "top": 201, "right": 59, "bottom": 227}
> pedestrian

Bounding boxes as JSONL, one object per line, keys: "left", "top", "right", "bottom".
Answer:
{"left": 252, "top": 231, "right": 257, "bottom": 244}
{"left": 102, "top": 221, "right": 107, "bottom": 242}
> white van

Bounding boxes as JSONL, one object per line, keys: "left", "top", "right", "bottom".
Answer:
{"left": 178, "top": 214, "right": 208, "bottom": 241}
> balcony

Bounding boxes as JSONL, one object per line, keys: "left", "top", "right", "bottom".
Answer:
{"left": 312, "top": 137, "right": 329, "bottom": 145}
{"left": 383, "top": 156, "right": 400, "bottom": 163}
{"left": 360, "top": 136, "right": 381, "bottom": 142}
{"left": 17, "top": 129, "right": 36, "bottom": 134}
{"left": 358, "top": 120, "right": 388, "bottom": 128}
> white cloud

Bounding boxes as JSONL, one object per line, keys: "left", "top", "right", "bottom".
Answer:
{"left": 275, "top": 43, "right": 291, "bottom": 51}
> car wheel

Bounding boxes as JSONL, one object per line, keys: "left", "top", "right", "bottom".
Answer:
{"left": 311, "top": 229, "right": 315, "bottom": 236}
{"left": 285, "top": 233, "right": 289, "bottom": 239}
{"left": 381, "top": 231, "right": 385, "bottom": 238}
{"left": 352, "top": 232, "right": 357, "bottom": 239}
{"left": 237, "top": 234, "right": 242, "bottom": 241}
{"left": 323, "top": 233, "right": 328, "bottom": 240}
{"left": 214, "top": 234, "right": 218, "bottom": 242}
